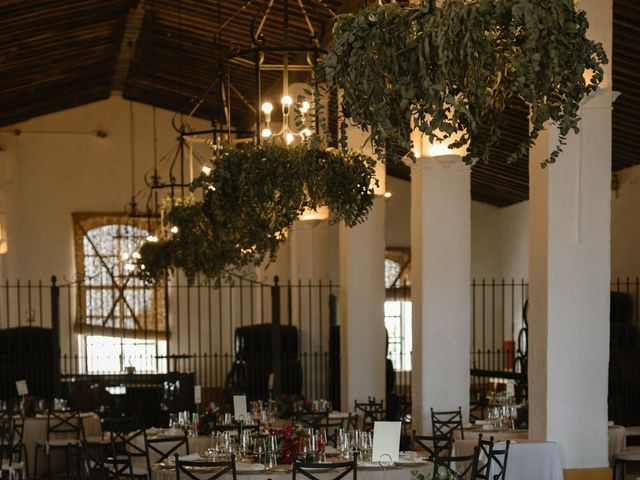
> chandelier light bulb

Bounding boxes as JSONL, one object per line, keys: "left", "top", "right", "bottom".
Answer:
{"left": 121, "top": 252, "right": 130, "bottom": 261}
{"left": 261, "top": 102, "right": 273, "bottom": 114}
{"left": 146, "top": 235, "right": 158, "bottom": 243}
{"left": 300, "top": 101, "right": 310, "bottom": 113}
{"left": 261, "top": 128, "right": 272, "bottom": 138}
{"left": 124, "top": 263, "right": 135, "bottom": 273}
{"left": 132, "top": 251, "right": 141, "bottom": 259}
{"left": 300, "top": 128, "right": 312, "bottom": 139}
{"left": 384, "top": 191, "right": 392, "bottom": 198}
{"left": 201, "top": 165, "right": 212, "bottom": 175}
{"left": 281, "top": 95, "right": 293, "bottom": 106}
{"left": 285, "top": 132, "right": 295, "bottom": 144}
{"left": 170, "top": 226, "right": 179, "bottom": 234}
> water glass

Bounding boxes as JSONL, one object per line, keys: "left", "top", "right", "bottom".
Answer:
{"left": 254, "top": 436, "right": 266, "bottom": 463}
{"left": 337, "top": 430, "right": 350, "bottom": 458}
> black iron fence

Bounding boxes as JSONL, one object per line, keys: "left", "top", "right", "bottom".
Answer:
{"left": 5, "top": 274, "right": 640, "bottom": 425}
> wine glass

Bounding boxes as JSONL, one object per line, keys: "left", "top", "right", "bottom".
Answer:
{"left": 337, "top": 430, "right": 350, "bottom": 459}
{"left": 254, "top": 436, "right": 266, "bottom": 463}
{"left": 317, "top": 430, "right": 328, "bottom": 462}
{"left": 239, "top": 430, "right": 252, "bottom": 461}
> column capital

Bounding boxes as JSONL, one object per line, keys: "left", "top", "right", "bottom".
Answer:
{"left": 412, "top": 154, "right": 470, "bottom": 171}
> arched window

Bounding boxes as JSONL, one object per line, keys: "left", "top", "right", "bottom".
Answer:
{"left": 73, "top": 213, "right": 165, "bottom": 373}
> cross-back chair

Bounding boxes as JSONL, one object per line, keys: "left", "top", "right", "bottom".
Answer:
{"left": 486, "top": 439, "right": 510, "bottom": 480}
{"left": 293, "top": 453, "right": 357, "bottom": 480}
{"left": 411, "top": 431, "right": 453, "bottom": 462}
{"left": 144, "top": 431, "right": 189, "bottom": 473}
{"left": 473, "top": 434, "right": 495, "bottom": 479}
{"left": 34, "top": 410, "right": 83, "bottom": 479}
{"left": 354, "top": 398, "right": 384, "bottom": 432}
{"left": 431, "top": 406, "right": 465, "bottom": 440}
{"left": 294, "top": 411, "right": 329, "bottom": 431}
{"left": 101, "top": 454, "right": 135, "bottom": 480}
{"left": 433, "top": 446, "right": 480, "bottom": 480}
{"left": 175, "top": 453, "right": 237, "bottom": 480}
{"left": 107, "top": 416, "right": 148, "bottom": 477}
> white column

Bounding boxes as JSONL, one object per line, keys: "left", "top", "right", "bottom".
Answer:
{"left": 339, "top": 195, "right": 386, "bottom": 410}
{"left": 528, "top": 0, "right": 612, "bottom": 472}
{"left": 411, "top": 155, "right": 471, "bottom": 434}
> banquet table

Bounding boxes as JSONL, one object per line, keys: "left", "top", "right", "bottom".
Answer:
{"left": 151, "top": 458, "right": 433, "bottom": 480}
{"left": 23, "top": 412, "right": 103, "bottom": 476}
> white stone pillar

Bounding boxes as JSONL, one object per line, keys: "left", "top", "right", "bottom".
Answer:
{"left": 528, "top": 0, "right": 612, "bottom": 475}
{"left": 411, "top": 155, "right": 471, "bottom": 434}
{"left": 339, "top": 196, "right": 386, "bottom": 410}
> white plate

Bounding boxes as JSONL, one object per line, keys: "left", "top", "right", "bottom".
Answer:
{"left": 237, "top": 463, "right": 265, "bottom": 472}
{"left": 358, "top": 461, "right": 395, "bottom": 469}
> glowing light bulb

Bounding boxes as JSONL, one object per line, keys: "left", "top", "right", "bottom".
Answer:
{"left": 281, "top": 95, "right": 293, "bottom": 106}
{"left": 121, "top": 252, "right": 130, "bottom": 261}
{"left": 201, "top": 165, "right": 211, "bottom": 175}
{"left": 132, "top": 251, "right": 141, "bottom": 259}
{"left": 261, "top": 128, "right": 272, "bottom": 138}
{"left": 261, "top": 102, "right": 273, "bottom": 114}
{"left": 124, "top": 263, "right": 135, "bottom": 272}
{"left": 170, "top": 226, "right": 179, "bottom": 234}
{"left": 285, "top": 132, "right": 294, "bottom": 144}
{"left": 300, "top": 101, "right": 310, "bottom": 113}
{"left": 384, "top": 191, "right": 392, "bottom": 198}
{"left": 140, "top": 264, "right": 146, "bottom": 270}
{"left": 146, "top": 235, "right": 158, "bottom": 243}
{"left": 208, "top": 185, "right": 216, "bottom": 191}
{"left": 300, "top": 128, "right": 312, "bottom": 139}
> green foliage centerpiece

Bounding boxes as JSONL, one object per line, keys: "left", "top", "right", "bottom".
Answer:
{"left": 322, "top": 0, "right": 607, "bottom": 166}
{"left": 137, "top": 141, "right": 377, "bottom": 283}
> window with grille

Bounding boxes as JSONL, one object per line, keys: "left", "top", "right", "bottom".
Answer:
{"left": 73, "top": 213, "right": 166, "bottom": 373}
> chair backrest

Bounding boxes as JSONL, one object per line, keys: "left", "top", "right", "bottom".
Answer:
{"left": 433, "top": 446, "right": 479, "bottom": 480}
{"left": 324, "top": 416, "right": 348, "bottom": 447}
{"left": 473, "top": 434, "right": 494, "bottom": 480}
{"left": 293, "top": 454, "right": 357, "bottom": 480}
{"left": 346, "top": 413, "right": 359, "bottom": 431}
{"left": 102, "top": 454, "right": 134, "bottom": 480}
{"left": 294, "top": 412, "right": 329, "bottom": 430}
{"left": 107, "top": 417, "right": 146, "bottom": 459}
{"left": 354, "top": 399, "right": 384, "bottom": 431}
{"left": 411, "top": 431, "right": 453, "bottom": 462}
{"left": 176, "top": 453, "right": 237, "bottom": 480}
{"left": 431, "top": 407, "right": 464, "bottom": 440}
{"left": 487, "top": 440, "right": 511, "bottom": 480}
{"left": 47, "top": 410, "right": 82, "bottom": 440}
{"left": 144, "top": 431, "right": 189, "bottom": 473}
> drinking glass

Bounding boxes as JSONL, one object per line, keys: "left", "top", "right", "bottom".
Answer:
{"left": 254, "top": 436, "right": 266, "bottom": 463}
{"left": 317, "top": 430, "right": 328, "bottom": 462}
{"left": 337, "top": 430, "right": 350, "bottom": 458}
{"left": 239, "top": 430, "right": 252, "bottom": 461}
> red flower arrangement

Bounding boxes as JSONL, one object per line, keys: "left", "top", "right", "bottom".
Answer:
{"left": 269, "top": 425, "right": 324, "bottom": 464}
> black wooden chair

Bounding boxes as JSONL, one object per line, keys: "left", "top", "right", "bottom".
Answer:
{"left": 101, "top": 454, "right": 135, "bottom": 480}
{"left": 293, "top": 453, "right": 357, "bottom": 480}
{"left": 144, "top": 431, "right": 189, "bottom": 473}
{"left": 433, "top": 446, "right": 480, "bottom": 480}
{"left": 175, "top": 453, "right": 236, "bottom": 480}
{"left": 1, "top": 417, "right": 28, "bottom": 480}
{"left": 107, "top": 417, "right": 148, "bottom": 478}
{"left": 411, "top": 431, "right": 453, "bottom": 462}
{"left": 431, "top": 407, "right": 465, "bottom": 439}
{"left": 34, "top": 410, "right": 83, "bottom": 479}
{"left": 294, "top": 412, "right": 329, "bottom": 431}
{"left": 473, "top": 434, "right": 495, "bottom": 480}
{"left": 354, "top": 399, "right": 384, "bottom": 432}
{"left": 487, "top": 439, "right": 511, "bottom": 480}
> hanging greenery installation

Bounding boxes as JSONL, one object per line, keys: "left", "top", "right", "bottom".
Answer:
{"left": 137, "top": 141, "right": 377, "bottom": 283}
{"left": 321, "top": 0, "right": 608, "bottom": 167}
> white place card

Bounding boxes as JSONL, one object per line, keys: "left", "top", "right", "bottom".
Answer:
{"left": 233, "top": 394, "right": 248, "bottom": 421}
{"left": 194, "top": 385, "right": 202, "bottom": 405}
{"left": 372, "top": 421, "right": 401, "bottom": 463}
{"left": 16, "top": 380, "right": 28, "bottom": 396}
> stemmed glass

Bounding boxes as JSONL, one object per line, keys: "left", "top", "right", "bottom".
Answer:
{"left": 337, "top": 430, "right": 350, "bottom": 459}
{"left": 359, "top": 432, "right": 372, "bottom": 462}
{"left": 239, "top": 430, "right": 252, "bottom": 461}
{"left": 317, "top": 430, "right": 328, "bottom": 462}
{"left": 254, "top": 436, "right": 266, "bottom": 464}
{"left": 265, "top": 434, "right": 279, "bottom": 470}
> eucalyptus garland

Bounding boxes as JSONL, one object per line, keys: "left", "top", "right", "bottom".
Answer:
{"left": 138, "top": 142, "right": 377, "bottom": 283}
{"left": 322, "top": 0, "right": 607, "bottom": 167}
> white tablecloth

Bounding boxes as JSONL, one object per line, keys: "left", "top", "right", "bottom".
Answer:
{"left": 152, "top": 462, "right": 433, "bottom": 480}
{"left": 455, "top": 439, "right": 563, "bottom": 480}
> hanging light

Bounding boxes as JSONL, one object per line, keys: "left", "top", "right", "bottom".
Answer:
{"left": 228, "top": 0, "right": 331, "bottom": 146}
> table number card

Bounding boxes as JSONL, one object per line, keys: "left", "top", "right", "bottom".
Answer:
{"left": 15, "top": 380, "right": 28, "bottom": 396}
{"left": 372, "top": 421, "right": 401, "bottom": 463}
{"left": 233, "top": 394, "right": 248, "bottom": 421}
